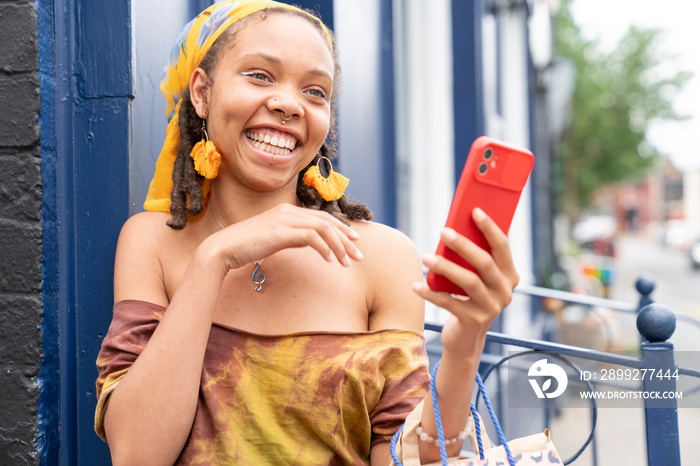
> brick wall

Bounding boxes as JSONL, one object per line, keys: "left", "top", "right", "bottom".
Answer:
{"left": 0, "top": 0, "right": 42, "bottom": 464}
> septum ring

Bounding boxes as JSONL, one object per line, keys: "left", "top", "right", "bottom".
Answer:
{"left": 280, "top": 111, "right": 293, "bottom": 125}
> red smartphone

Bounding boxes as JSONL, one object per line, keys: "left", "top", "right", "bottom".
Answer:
{"left": 426, "top": 136, "right": 534, "bottom": 295}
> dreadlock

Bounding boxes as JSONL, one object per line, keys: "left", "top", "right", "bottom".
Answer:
{"left": 166, "top": 7, "right": 372, "bottom": 230}
{"left": 166, "top": 90, "right": 206, "bottom": 229}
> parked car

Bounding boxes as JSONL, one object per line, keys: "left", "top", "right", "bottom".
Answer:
{"left": 690, "top": 238, "right": 700, "bottom": 270}
{"left": 663, "top": 219, "right": 700, "bottom": 252}
{"left": 572, "top": 215, "right": 617, "bottom": 257}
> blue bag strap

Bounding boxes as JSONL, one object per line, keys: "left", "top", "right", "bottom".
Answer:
{"left": 429, "top": 361, "right": 450, "bottom": 464}
{"left": 389, "top": 423, "right": 404, "bottom": 465}
{"left": 469, "top": 402, "right": 485, "bottom": 459}
{"left": 472, "top": 372, "right": 515, "bottom": 465}
{"left": 390, "top": 360, "right": 515, "bottom": 466}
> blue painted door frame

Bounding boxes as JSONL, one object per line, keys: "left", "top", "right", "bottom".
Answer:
{"left": 39, "top": 0, "right": 132, "bottom": 463}
{"left": 452, "top": 0, "right": 485, "bottom": 186}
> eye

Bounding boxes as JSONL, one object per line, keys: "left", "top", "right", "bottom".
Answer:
{"left": 305, "top": 87, "right": 328, "bottom": 101}
{"left": 242, "top": 70, "right": 272, "bottom": 83}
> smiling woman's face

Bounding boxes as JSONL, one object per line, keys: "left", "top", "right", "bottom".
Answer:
{"left": 191, "top": 11, "right": 335, "bottom": 194}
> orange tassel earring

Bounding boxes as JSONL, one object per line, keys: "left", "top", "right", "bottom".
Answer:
{"left": 190, "top": 120, "right": 221, "bottom": 179}
{"left": 302, "top": 156, "right": 349, "bottom": 201}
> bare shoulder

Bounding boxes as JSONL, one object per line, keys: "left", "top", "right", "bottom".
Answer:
{"left": 351, "top": 220, "right": 421, "bottom": 261}
{"left": 113, "top": 211, "right": 186, "bottom": 306}
{"left": 351, "top": 220, "right": 425, "bottom": 332}
{"left": 116, "top": 211, "right": 180, "bottom": 256}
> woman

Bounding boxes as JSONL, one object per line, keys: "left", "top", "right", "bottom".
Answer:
{"left": 95, "top": 1, "right": 519, "bottom": 465}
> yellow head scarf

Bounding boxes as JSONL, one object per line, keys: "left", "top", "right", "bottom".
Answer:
{"left": 143, "top": 0, "right": 334, "bottom": 212}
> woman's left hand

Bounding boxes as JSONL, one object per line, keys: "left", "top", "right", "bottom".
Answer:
{"left": 412, "top": 207, "right": 520, "bottom": 353}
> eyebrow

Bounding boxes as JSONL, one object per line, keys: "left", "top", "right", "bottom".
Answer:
{"left": 243, "top": 52, "right": 281, "bottom": 66}
{"left": 241, "top": 52, "right": 333, "bottom": 81}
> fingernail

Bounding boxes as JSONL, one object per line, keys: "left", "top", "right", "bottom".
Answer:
{"left": 412, "top": 282, "right": 424, "bottom": 293}
{"left": 422, "top": 254, "right": 437, "bottom": 267}
{"left": 441, "top": 228, "right": 457, "bottom": 241}
{"left": 473, "top": 207, "right": 486, "bottom": 221}
{"left": 354, "top": 248, "right": 364, "bottom": 260}
{"left": 348, "top": 229, "right": 360, "bottom": 239}
{"left": 343, "top": 254, "right": 351, "bottom": 266}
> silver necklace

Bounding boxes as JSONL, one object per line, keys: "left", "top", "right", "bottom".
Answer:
{"left": 208, "top": 207, "right": 266, "bottom": 292}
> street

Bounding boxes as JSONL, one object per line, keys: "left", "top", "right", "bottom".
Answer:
{"left": 549, "top": 233, "right": 700, "bottom": 465}
{"left": 611, "top": 234, "right": 700, "bottom": 353}
{"left": 612, "top": 234, "right": 700, "bottom": 321}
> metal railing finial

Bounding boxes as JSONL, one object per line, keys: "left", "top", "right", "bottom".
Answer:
{"left": 637, "top": 303, "right": 676, "bottom": 343}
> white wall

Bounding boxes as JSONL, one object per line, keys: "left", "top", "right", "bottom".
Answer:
{"left": 333, "top": 0, "right": 388, "bottom": 221}
{"left": 392, "top": 0, "right": 455, "bottom": 252}
{"left": 130, "top": 0, "right": 191, "bottom": 214}
{"left": 392, "top": 0, "right": 455, "bottom": 324}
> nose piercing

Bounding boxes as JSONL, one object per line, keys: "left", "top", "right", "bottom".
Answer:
{"left": 280, "top": 111, "right": 292, "bottom": 125}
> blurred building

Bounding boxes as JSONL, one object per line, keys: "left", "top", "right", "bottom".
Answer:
{"left": 599, "top": 160, "right": 700, "bottom": 250}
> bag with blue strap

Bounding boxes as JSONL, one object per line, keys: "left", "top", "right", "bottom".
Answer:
{"left": 390, "top": 361, "right": 563, "bottom": 465}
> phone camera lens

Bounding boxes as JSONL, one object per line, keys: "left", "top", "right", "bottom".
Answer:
{"left": 483, "top": 147, "right": 493, "bottom": 160}
{"left": 478, "top": 162, "right": 488, "bottom": 175}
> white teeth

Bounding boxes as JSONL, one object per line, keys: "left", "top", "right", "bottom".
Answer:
{"left": 247, "top": 132, "right": 295, "bottom": 155}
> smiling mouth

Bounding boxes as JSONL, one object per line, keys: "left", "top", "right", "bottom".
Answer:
{"left": 246, "top": 131, "right": 297, "bottom": 156}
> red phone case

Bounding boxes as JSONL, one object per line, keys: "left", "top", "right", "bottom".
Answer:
{"left": 426, "top": 136, "right": 534, "bottom": 295}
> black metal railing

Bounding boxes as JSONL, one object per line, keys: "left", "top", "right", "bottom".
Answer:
{"left": 424, "top": 276, "right": 700, "bottom": 465}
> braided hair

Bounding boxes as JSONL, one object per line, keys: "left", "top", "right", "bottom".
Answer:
{"left": 166, "top": 8, "right": 372, "bottom": 230}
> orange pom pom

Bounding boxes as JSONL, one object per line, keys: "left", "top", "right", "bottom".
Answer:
{"left": 190, "top": 139, "right": 221, "bottom": 179}
{"left": 302, "top": 164, "right": 349, "bottom": 201}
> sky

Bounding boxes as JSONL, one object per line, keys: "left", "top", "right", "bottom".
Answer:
{"left": 570, "top": 0, "right": 700, "bottom": 172}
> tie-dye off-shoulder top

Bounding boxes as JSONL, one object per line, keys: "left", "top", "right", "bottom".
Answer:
{"left": 95, "top": 300, "right": 430, "bottom": 465}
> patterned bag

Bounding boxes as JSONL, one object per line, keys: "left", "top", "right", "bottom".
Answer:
{"left": 390, "top": 361, "right": 563, "bottom": 466}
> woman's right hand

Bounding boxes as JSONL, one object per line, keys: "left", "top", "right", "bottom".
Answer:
{"left": 202, "top": 203, "right": 364, "bottom": 277}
